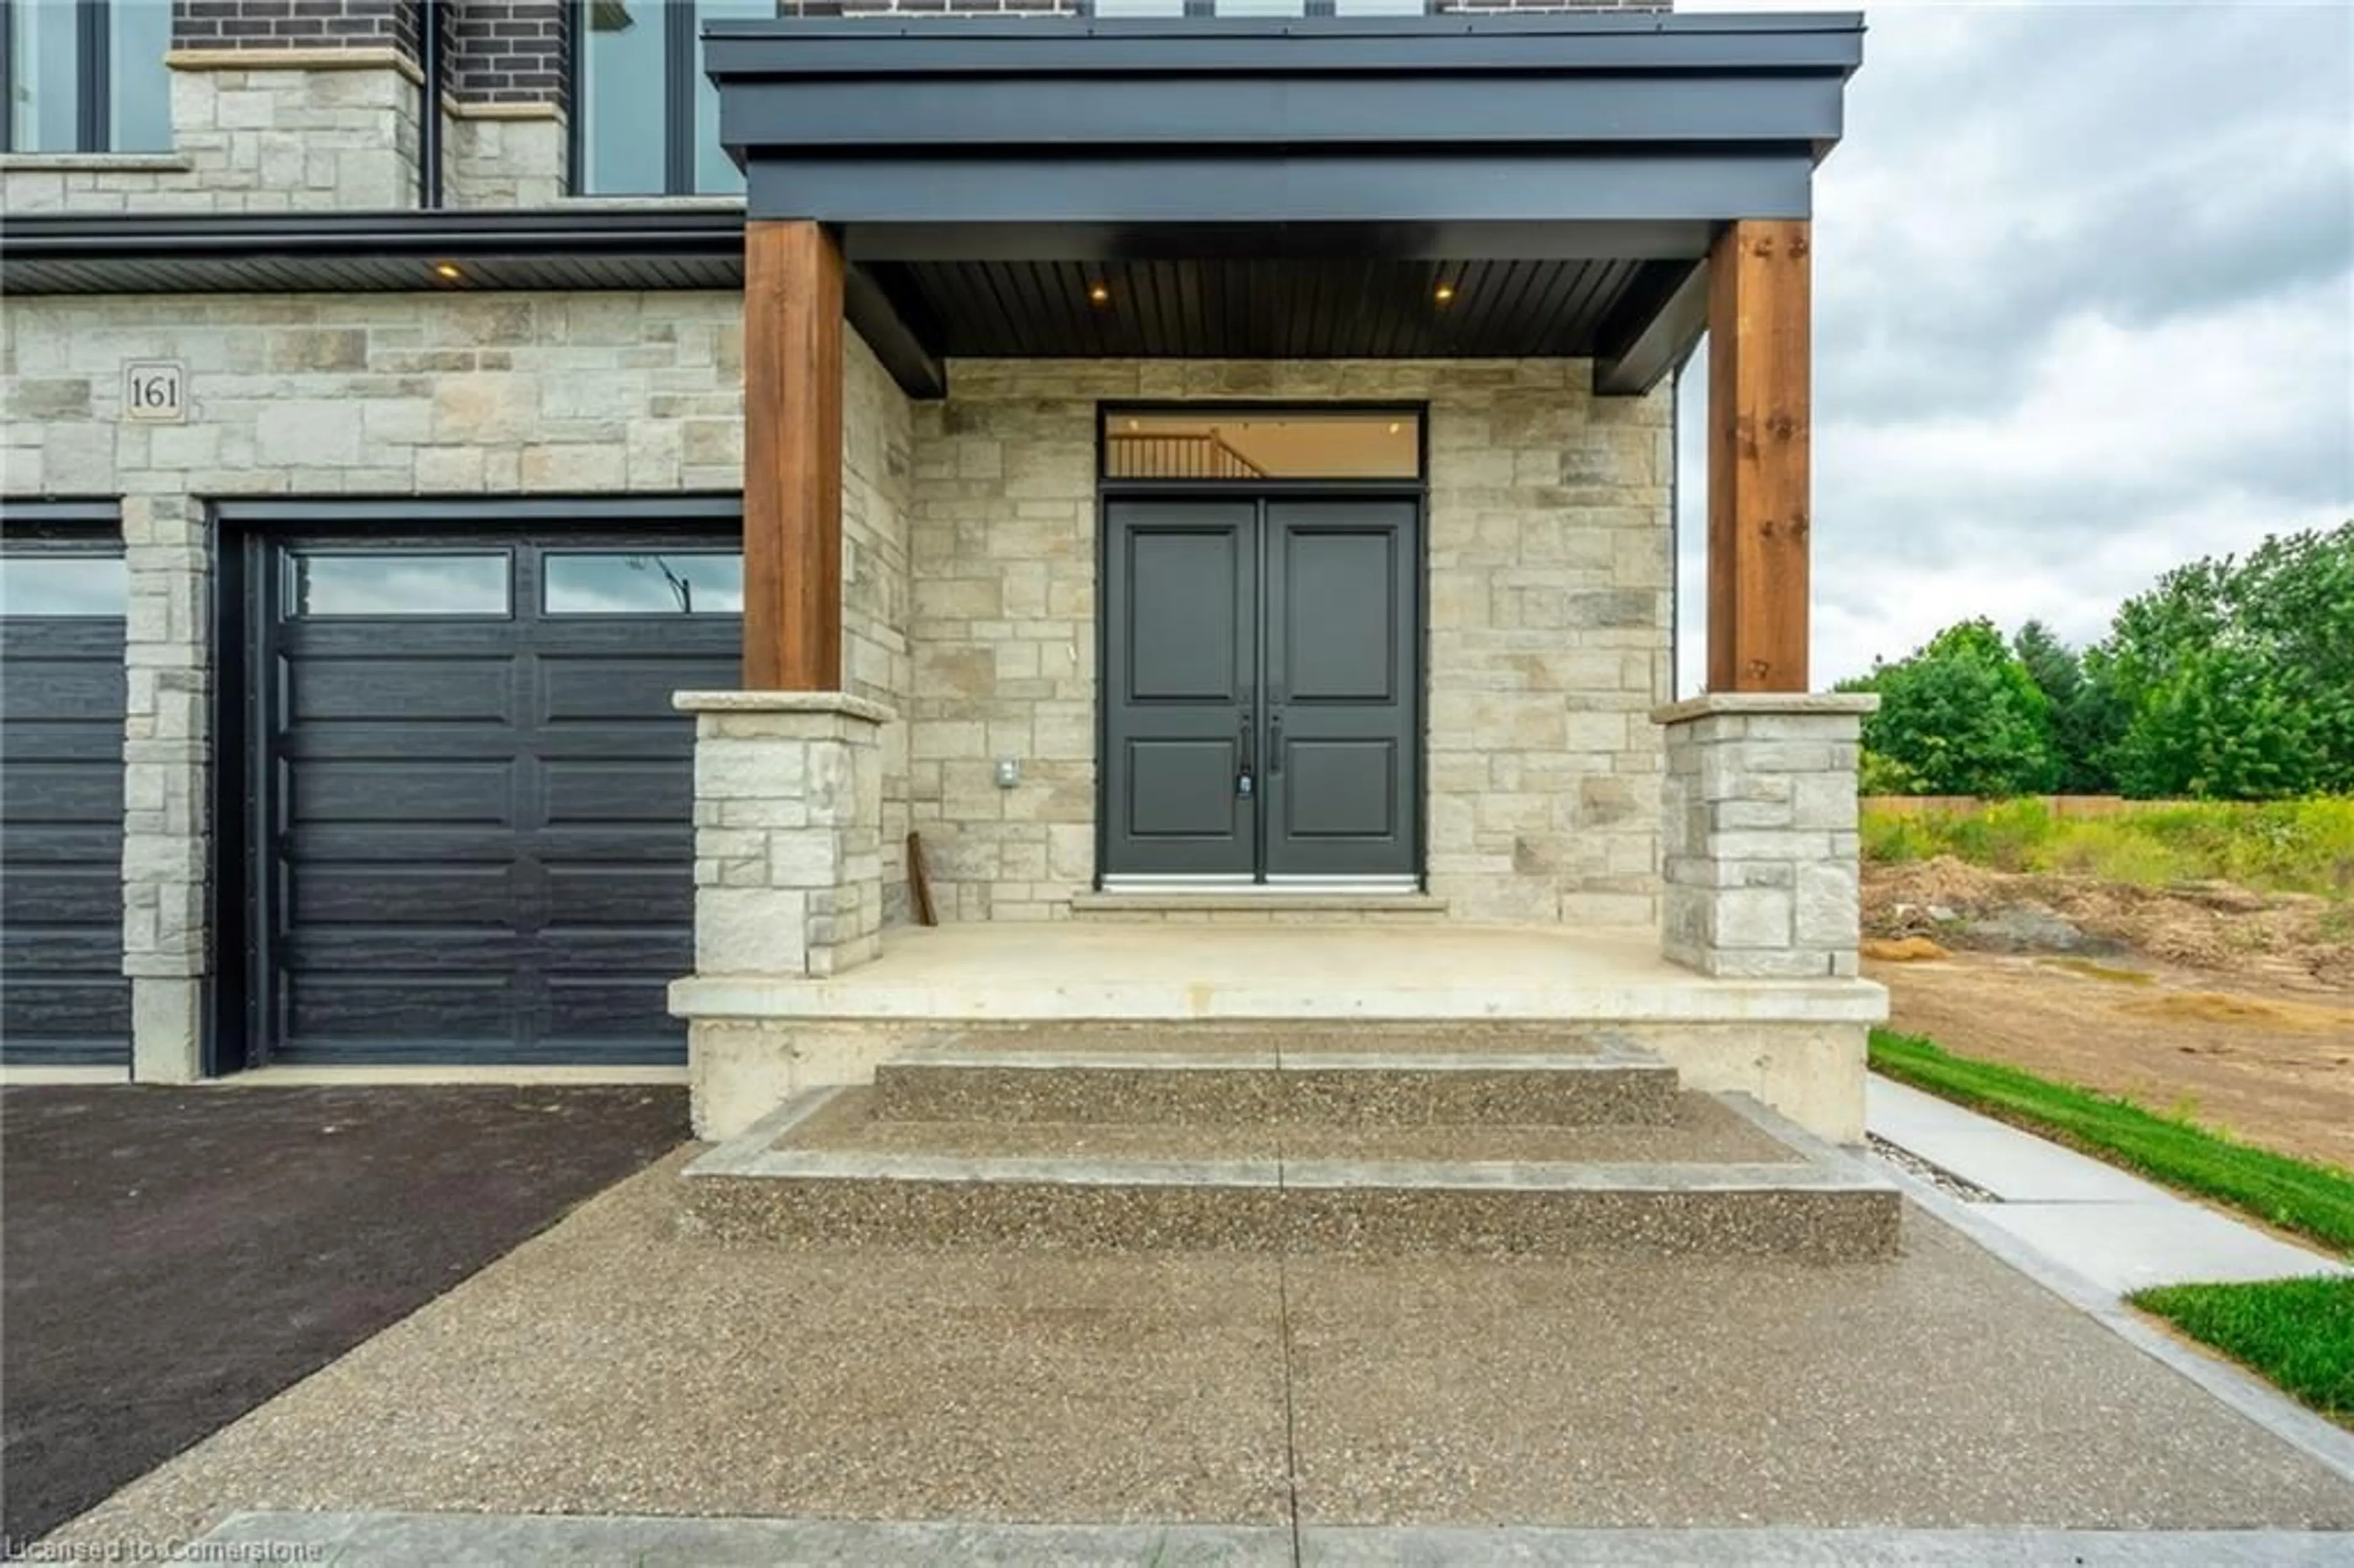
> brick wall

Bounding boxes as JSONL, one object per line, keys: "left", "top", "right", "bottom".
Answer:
{"left": 448, "top": 1, "right": 570, "bottom": 110}
{"left": 442, "top": 1, "right": 572, "bottom": 206}
{"left": 171, "top": 2, "right": 567, "bottom": 112}
{"left": 172, "top": 1, "right": 422, "bottom": 59}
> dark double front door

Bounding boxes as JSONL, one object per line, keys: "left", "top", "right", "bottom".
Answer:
{"left": 1103, "top": 495, "right": 1420, "bottom": 883}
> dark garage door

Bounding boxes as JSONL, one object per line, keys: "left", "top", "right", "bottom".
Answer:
{"left": 0, "top": 520, "right": 129, "bottom": 1065}
{"left": 248, "top": 527, "right": 741, "bottom": 1066}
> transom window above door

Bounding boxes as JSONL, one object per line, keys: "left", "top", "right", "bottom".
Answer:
{"left": 1102, "top": 409, "right": 1424, "bottom": 482}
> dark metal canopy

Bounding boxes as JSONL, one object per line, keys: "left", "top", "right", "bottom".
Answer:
{"left": 707, "top": 11, "right": 1861, "bottom": 393}
{"left": 0, "top": 15, "right": 1862, "bottom": 403}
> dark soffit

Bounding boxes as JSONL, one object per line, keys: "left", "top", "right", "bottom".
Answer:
{"left": 0, "top": 221, "right": 1710, "bottom": 398}
{"left": 888, "top": 257, "right": 1666, "bottom": 362}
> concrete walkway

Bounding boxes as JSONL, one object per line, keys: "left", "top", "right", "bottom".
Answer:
{"left": 1867, "top": 1075, "right": 2348, "bottom": 1295}
{"left": 196, "top": 1511, "right": 2354, "bottom": 1566}
{"left": 51, "top": 1150, "right": 2354, "bottom": 1553}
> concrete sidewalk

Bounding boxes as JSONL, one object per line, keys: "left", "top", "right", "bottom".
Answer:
{"left": 196, "top": 1512, "right": 2354, "bottom": 1566}
{"left": 1867, "top": 1075, "right": 2348, "bottom": 1295}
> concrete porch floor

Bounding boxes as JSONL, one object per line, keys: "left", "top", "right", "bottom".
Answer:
{"left": 673, "top": 923, "right": 1887, "bottom": 1143}
{"left": 51, "top": 1151, "right": 2354, "bottom": 1548}
{"left": 673, "top": 922, "right": 1884, "bottom": 1024}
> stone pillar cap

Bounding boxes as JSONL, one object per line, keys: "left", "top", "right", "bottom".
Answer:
{"left": 1651, "top": 692, "right": 1880, "bottom": 725}
{"left": 673, "top": 690, "right": 896, "bottom": 725}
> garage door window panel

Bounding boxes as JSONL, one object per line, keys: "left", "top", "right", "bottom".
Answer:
{"left": 0, "top": 553, "right": 127, "bottom": 617}
{"left": 543, "top": 550, "right": 744, "bottom": 615}
{"left": 288, "top": 552, "right": 512, "bottom": 618}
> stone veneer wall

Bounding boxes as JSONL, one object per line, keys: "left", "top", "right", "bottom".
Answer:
{"left": 442, "top": 108, "right": 567, "bottom": 207}
{"left": 0, "top": 289, "right": 912, "bottom": 1075}
{"left": 0, "top": 0, "right": 569, "bottom": 214}
{"left": 844, "top": 330, "right": 919, "bottom": 921}
{"left": 441, "top": 0, "right": 569, "bottom": 207}
{"left": 909, "top": 359, "right": 1671, "bottom": 926}
{"left": 0, "top": 55, "right": 422, "bottom": 213}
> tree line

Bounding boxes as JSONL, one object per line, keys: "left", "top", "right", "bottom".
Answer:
{"left": 1839, "top": 521, "right": 2354, "bottom": 801}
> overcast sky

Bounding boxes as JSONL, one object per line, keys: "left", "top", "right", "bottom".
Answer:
{"left": 1671, "top": 1, "right": 2354, "bottom": 694}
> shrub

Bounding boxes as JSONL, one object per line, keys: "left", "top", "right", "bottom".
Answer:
{"left": 1857, "top": 796, "right": 2354, "bottom": 898}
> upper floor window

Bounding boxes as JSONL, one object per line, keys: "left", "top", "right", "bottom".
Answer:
{"left": 579, "top": 0, "right": 766, "bottom": 196}
{"left": 1, "top": 0, "right": 172, "bottom": 154}
{"left": 1083, "top": 1, "right": 1429, "bottom": 13}
{"left": 575, "top": 0, "right": 1434, "bottom": 196}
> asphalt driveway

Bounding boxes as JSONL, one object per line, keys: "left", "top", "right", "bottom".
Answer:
{"left": 0, "top": 1084, "right": 687, "bottom": 1543}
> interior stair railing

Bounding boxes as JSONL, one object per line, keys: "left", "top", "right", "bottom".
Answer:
{"left": 1103, "top": 432, "right": 1270, "bottom": 480}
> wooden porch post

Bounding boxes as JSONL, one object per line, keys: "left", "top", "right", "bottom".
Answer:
{"left": 742, "top": 219, "right": 845, "bottom": 691}
{"left": 1705, "top": 219, "right": 1811, "bottom": 693}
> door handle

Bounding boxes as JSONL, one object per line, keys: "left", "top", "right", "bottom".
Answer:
{"left": 1269, "top": 711, "right": 1283, "bottom": 775}
{"left": 1238, "top": 709, "right": 1255, "bottom": 796}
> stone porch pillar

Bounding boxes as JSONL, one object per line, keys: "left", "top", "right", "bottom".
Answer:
{"left": 1655, "top": 693, "right": 1877, "bottom": 980}
{"left": 676, "top": 691, "right": 892, "bottom": 980}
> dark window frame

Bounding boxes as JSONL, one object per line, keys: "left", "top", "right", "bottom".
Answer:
{"left": 571, "top": 0, "right": 722, "bottom": 197}
{"left": 0, "top": 0, "right": 134, "bottom": 156}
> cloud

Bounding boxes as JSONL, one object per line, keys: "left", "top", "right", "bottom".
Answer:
{"left": 1672, "top": 1, "right": 2354, "bottom": 690}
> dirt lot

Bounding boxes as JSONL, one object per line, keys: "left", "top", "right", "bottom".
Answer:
{"left": 1863, "top": 858, "right": 2354, "bottom": 1171}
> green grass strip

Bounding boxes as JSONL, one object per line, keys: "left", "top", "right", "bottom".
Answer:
{"left": 1868, "top": 1029, "right": 2354, "bottom": 1256}
{"left": 2130, "top": 1277, "right": 2354, "bottom": 1428}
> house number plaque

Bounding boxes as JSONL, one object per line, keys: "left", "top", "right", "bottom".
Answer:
{"left": 123, "top": 360, "right": 188, "bottom": 424}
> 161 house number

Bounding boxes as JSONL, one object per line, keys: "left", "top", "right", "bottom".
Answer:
{"left": 123, "top": 360, "right": 187, "bottom": 423}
